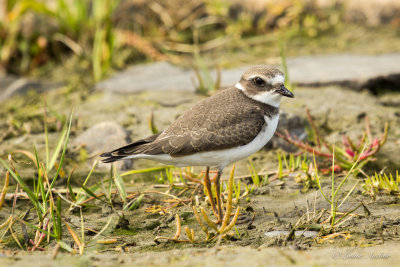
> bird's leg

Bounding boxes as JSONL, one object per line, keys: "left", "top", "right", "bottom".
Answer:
{"left": 203, "top": 166, "right": 219, "bottom": 218}
{"left": 214, "top": 169, "right": 223, "bottom": 223}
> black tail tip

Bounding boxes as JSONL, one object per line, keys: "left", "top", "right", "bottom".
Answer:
{"left": 100, "top": 152, "right": 121, "bottom": 163}
{"left": 100, "top": 155, "right": 126, "bottom": 163}
{"left": 101, "top": 157, "right": 114, "bottom": 163}
{"left": 100, "top": 152, "right": 112, "bottom": 157}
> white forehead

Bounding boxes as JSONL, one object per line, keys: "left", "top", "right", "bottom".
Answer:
{"left": 247, "top": 74, "right": 285, "bottom": 85}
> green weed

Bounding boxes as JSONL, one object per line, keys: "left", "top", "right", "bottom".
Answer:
{"left": 363, "top": 171, "right": 399, "bottom": 197}
{"left": 192, "top": 53, "right": 221, "bottom": 95}
{"left": 0, "top": 108, "right": 73, "bottom": 249}
{"left": 277, "top": 111, "right": 388, "bottom": 173}
{"left": 248, "top": 161, "right": 261, "bottom": 187}
{"left": 0, "top": 0, "right": 119, "bottom": 79}
{"left": 0, "top": 108, "right": 118, "bottom": 253}
{"left": 313, "top": 145, "right": 364, "bottom": 228}
{"left": 276, "top": 152, "right": 317, "bottom": 192}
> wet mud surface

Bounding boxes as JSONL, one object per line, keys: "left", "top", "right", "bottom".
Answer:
{"left": 1, "top": 65, "right": 400, "bottom": 266}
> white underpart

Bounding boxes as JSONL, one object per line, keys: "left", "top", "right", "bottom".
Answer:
{"left": 125, "top": 115, "right": 279, "bottom": 169}
{"left": 235, "top": 82, "right": 282, "bottom": 107}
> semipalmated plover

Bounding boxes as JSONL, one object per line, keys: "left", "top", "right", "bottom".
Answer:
{"left": 101, "top": 65, "right": 294, "bottom": 221}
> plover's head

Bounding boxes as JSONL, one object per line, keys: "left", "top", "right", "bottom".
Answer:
{"left": 235, "top": 65, "right": 294, "bottom": 107}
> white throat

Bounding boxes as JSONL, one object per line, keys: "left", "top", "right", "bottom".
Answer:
{"left": 235, "top": 82, "right": 281, "bottom": 107}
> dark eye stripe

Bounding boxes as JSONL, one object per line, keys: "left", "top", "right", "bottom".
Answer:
{"left": 253, "top": 77, "right": 265, "bottom": 86}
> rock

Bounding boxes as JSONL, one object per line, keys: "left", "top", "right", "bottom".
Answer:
{"left": 96, "top": 61, "right": 197, "bottom": 93}
{"left": 218, "top": 53, "right": 400, "bottom": 93}
{"left": 96, "top": 61, "right": 250, "bottom": 94}
{"left": 97, "top": 53, "right": 400, "bottom": 95}
{"left": 0, "top": 73, "right": 16, "bottom": 91}
{"left": 287, "top": 53, "right": 400, "bottom": 91}
{"left": 72, "top": 121, "right": 132, "bottom": 170}
{"left": 0, "top": 74, "right": 62, "bottom": 103}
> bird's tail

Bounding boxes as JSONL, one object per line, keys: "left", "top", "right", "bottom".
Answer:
{"left": 100, "top": 132, "right": 161, "bottom": 163}
{"left": 99, "top": 152, "right": 127, "bottom": 163}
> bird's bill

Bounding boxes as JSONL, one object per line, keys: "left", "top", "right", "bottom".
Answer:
{"left": 276, "top": 85, "right": 294, "bottom": 98}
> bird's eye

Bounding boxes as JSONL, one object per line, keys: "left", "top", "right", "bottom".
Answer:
{"left": 253, "top": 77, "right": 265, "bottom": 86}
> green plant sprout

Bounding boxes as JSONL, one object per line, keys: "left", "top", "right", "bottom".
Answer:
{"left": 363, "top": 171, "right": 399, "bottom": 197}
{"left": 192, "top": 53, "right": 221, "bottom": 95}
{"left": 276, "top": 110, "right": 388, "bottom": 172}
{"left": 287, "top": 146, "right": 370, "bottom": 240}
{"left": 0, "top": 109, "right": 116, "bottom": 253}
{"left": 276, "top": 152, "right": 317, "bottom": 192}
{"left": 313, "top": 145, "right": 365, "bottom": 228}
{"left": 248, "top": 161, "right": 261, "bottom": 187}
{"left": 0, "top": 108, "right": 73, "bottom": 250}
{"left": 0, "top": 0, "right": 120, "bottom": 79}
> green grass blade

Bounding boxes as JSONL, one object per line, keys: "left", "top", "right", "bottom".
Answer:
{"left": 338, "top": 180, "right": 360, "bottom": 209}
{"left": 248, "top": 161, "right": 259, "bottom": 187}
{"left": 295, "top": 155, "right": 301, "bottom": 168}
{"left": 46, "top": 110, "right": 73, "bottom": 199}
{"left": 81, "top": 185, "right": 103, "bottom": 202}
{"left": 44, "top": 105, "right": 50, "bottom": 169}
{"left": 67, "top": 170, "right": 76, "bottom": 202}
{"left": 277, "top": 152, "right": 283, "bottom": 179}
{"left": 80, "top": 208, "right": 85, "bottom": 245}
{"left": 76, "top": 181, "right": 102, "bottom": 205}
{"left": 334, "top": 202, "right": 363, "bottom": 226}
{"left": 38, "top": 168, "right": 47, "bottom": 211}
{"left": 282, "top": 153, "right": 290, "bottom": 171}
{"left": 57, "top": 240, "right": 73, "bottom": 252}
{"left": 56, "top": 196, "right": 62, "bottom": 240}
{"left": 167, "top": 168, "right": 174, "bottom": 185}
{"left": 312, "top": 152, "right": 331, "bottom": 204}
{"left": 113, "top": 165, "right": 127, "bottom": 202}
{"left": 47, "top": 117, "right": 68, "bottom": 173}
{"left": 50, "top": 195, "right": 58, "bottom": 239}
{"left": 125, "top": 193, "right": 144, "bottom": 211}
{"left": 33, "top": 145, "right": 41, "bottom": 194}
{"left": 121, "top": 166, "right": 174, "bottom": 176}
{"left": 85, "top": 215, "right": 114, "bottom": 245}
{"left": 334, "top": 144, "right": 367, "bottom": 196}
{"left": 107, "top": 168, "right": 113, "bottom": 201}
{"left": 179, "top": 172, "right": 185, "bottom": 184}
{"left": 75, "top": 159, "right": 99, "bottom": 201}
{"left": 22, "top": 220, "right": 56, "bottom": 239}
{"left": 92, "top": 26, "right": 104, "bottom": 81}
{"left": 289, "top": 154, "right": 295, "bottom": 170}
{"left": 0, "top": 158, "right": 42, "bottom": 219}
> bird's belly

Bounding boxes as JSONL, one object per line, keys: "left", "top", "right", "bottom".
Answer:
{"left": 133, "top": 115, "right": 279, "bottom": 168}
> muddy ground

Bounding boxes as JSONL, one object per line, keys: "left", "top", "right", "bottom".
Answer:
{"left": 1, "top": 47, "right": 400, "bottom": 267}
{"left": 1, "top": 80, "right": 400, "bottom": 266}
{"left": 1, "top": 174, "right": 400, "bottom": 267}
